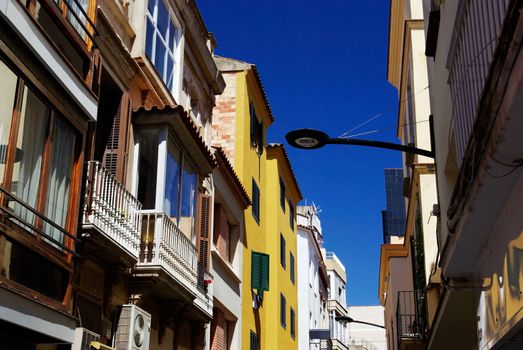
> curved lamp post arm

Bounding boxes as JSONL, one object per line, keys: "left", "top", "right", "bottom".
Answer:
{"left": 285, "top": 115, "right": 435, "bottom": 158}
{"left": 334, "top": 316, "right": 386, "bottom": 329}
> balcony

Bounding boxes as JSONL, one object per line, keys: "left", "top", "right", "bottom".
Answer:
{"left": 19, "top": 0, "right": 98, "bottom": 82}
{"left": 81, "top": 161, "right": 141, "bottom": 265}
{"left": 396, "top": 290, "right": 426, "bottom": 350}
{"left": 447, "top": 0, "right": 511, "bottom": 167}
{"left": 134, "top": 211, "right": 212, "bottom": 316}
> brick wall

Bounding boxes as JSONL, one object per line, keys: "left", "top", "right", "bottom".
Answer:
{"left": 212, "top": 72, "right": 237, "bottom": 164}
{"left": 210, "top": 308, "right": 227, "bottom": 350}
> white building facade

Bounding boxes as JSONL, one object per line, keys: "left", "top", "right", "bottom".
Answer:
{"left": 346, "top": 306, "right": 387, "bottom": 350}
{"left": 297, "top": 205, "right": 329, "bottom": 350}
{"left": 325, "top": 251, "right": 349, "bottom": 350}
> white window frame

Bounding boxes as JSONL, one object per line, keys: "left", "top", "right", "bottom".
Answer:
{"left": 145, "top": 0, "right": 184, "bottom": 100}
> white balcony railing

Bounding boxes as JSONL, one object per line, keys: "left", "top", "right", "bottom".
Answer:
{"left": 138, "top": 211, "right": 213, "bottom": 313}
{"left": 447, "top": 0, "right": 511, "bottom": 167}
{"left": 82, "top": 161, "right": 141, "bottom": 259}
{"left": 138, "top": 211, "right": 198, "bottom": 286}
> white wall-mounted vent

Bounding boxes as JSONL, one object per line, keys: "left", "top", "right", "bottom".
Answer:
{"left": 72, "top": 327, "right": 101, "bottom": 350}
{"left": 115, "top": 304, "right": 151, "bottom": 350}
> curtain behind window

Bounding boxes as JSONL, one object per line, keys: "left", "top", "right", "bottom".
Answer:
{"left": 0, "top": 61, "right": 17, "bottom": 185}
{"left": 44, "top": 118, "right": 75, "bottom": 244}
{"left": 12, "top": 88, "right": 50, "bottom": 229}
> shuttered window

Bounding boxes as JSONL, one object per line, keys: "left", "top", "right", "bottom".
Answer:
{"left": 289, "top": 201, "right": 295, "bottom": 230}
{"left": 251, "top": 251, "right": 269, "bottom": 291}
{"left": 250, "top": 330, "right": 259, "bottom": 350}
{"left": 279, "top": 178, "right": 286, "bottom": 211}
{"left": 290, "top": 307, "right": 296, "bottom": 338}
{"left": 102, "top": 93, "right": 131, "bottom": 182}
{"left": 280, "top": 234, "right": 286, "bottom": 269}
{"left": 252, "top": 178, "right": 260, "bottom": 224}
{"left": 249, "top": 102, "right": 263, "bottom": 155}
{"left": 290, "top": 252, "right": 295, "bottom": 284}
{"left": 197, "top": 194, "right": 212, "bottom": 271}
{"left": 280, "top": 293, "right": 286, "bottom": 329}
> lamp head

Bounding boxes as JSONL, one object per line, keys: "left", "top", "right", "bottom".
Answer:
{"left": 285, "top": 129, "right": 330, "bottom": 149}
{"left": 335, "top": 316, "right": 354, "bottom": 324}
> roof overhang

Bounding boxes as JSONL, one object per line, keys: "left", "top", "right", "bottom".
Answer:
{"left": 133, "top": 105, "right": 216, "bottom": 175}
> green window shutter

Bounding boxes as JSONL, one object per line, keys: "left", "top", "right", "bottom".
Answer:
{"left": 250, "top": 103, "right": 255, "bottom": 145}
{"left": 290, "top": 252, "right": 295, "bottom": 284}
{"left": 290, "top": 308, "right": 296, "bottom": 338}
{"left": 250, "top": 330, "right": 259, "bottom": 350}
{"left": 252, "top": 251, "right": 270, "bottom": 291}
{"left": 252, "top": 179, "right": 260, "bottom": 223}
{"left": 280, "top": 234, "right": 286, "bottom": 269}
{"left": 279, "top": 178, "right": 286, "bottom": 211}
{"left": 289, "top": 201, "right": 295, "bottom": 230}
{"left": 280, "top": 293, "right": 286, "bottom": 328}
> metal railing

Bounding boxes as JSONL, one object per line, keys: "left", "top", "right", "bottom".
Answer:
{"left": 396, "top": 290, "right": 426, "bottom": 347}
{"left": 82, "top": 161, "right": 141, "bottom": 259}
{"left": 447, "top": 0, "right": 511, "bottom": 167}
{"left": 0, "top": 186, "right": 79, "bottom": 256}
{"left": 138, "top": 211, "right": 198, "bottom": 288}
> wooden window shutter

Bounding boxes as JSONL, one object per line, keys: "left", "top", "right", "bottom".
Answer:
{"left": 197, "top": 193, "right": 212, "bottom": 271}
{"left": 102, "top": 92, "right": 131, "bottom": 182}
{"left": 280, "top": 234, "right": 286, "bottom": 269}
{"left": 251, "top": 251, "right": 269, "bottom": 291}
{"left": 250, "top": 331, "right": 259, "bottom": 350}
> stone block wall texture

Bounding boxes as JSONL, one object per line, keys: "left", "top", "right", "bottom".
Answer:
{"left": 211, "top": 308, "right": 226, "bottom": 350}
{"left": 212, "top": 72, "right": 237, "bottom": 165}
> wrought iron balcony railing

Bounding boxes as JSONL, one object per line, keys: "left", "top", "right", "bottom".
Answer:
{"left": 448, "top": 0, "right": 510, "bottom": 167}
{"left": 0, "top": 186, "right": 79, "bottom": 256}
{"left": 82, "top": 161, "right": 141, "bottom": 259}
{"left": 396, "top": 290, "right": 426, "bottom": 347}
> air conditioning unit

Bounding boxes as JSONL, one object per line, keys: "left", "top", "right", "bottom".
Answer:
{"left": 115, "top": 305, "right": 151, "bottom": 350}
{"left": 72, "top": 327, "right": 100, "bottom": 350}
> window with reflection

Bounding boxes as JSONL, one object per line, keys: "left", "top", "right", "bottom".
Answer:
{"left": 0, "top": 58, "right": 79, "bottom": 247}
{"left": 146, "top": 0, "right": 181, "bottom": 92}
{"left": 137, "top": 129, "right": 198, "bottom": 239}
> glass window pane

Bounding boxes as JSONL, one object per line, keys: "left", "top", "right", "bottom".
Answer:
{"left": 12, "top": 87, "right": 51, "bottom": 227}
{"left": 154, "top": 40, "right": 166, "bottom": 80}
{"left": 147, "top": 0, "right": 155, "bottom": 17}
{"left": 44, "top": 118, "right": 76, "bottom": 244}
{"left": 156, "top": 0, "right": 168, "bottom": 39}
{"left": 169, "top": 21, "right": 176, "bottom": 51}
{"left": 146, "top": 18, "right": 155, "bottom": 60}
{"left": 137, "top": 129, "right": 159, "bottom": 209}
{"left": 0, "top": 60, "right": 18, "bottom": 185}
{"left": 165, "top": 141, "right": 180, "bottom": 219}
{"left": 166, "top": 56, "right": 174, "bottom": 91}
{"left": 11, "top": 88, "right": 50, "bottom": 207}
{"left": 179, "top": 160, "right": 196, "bottom": 239}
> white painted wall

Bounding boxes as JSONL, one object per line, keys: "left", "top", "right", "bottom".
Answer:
{"left": 347, "top": 306, "right": 387, "bottom": 350}
{"left": 297, "top": 206, "right": 328, "bottom": 350}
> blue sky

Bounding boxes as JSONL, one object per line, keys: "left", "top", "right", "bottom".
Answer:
{"left": 199, "top": 0, "right": 402, "bottom": 305}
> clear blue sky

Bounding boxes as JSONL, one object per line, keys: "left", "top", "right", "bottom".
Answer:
{"left": 199, "top": 0, "right": 402, "bottom": 306}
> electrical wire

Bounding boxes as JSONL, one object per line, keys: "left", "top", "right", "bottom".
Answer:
{"left": 338, "top": 85, "right": 430, "bottom": 139}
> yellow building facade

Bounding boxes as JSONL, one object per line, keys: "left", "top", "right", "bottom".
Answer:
{"left": 212, "top": 56, "right": 301, "bottom": 349}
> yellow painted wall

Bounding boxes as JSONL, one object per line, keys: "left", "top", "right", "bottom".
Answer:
{"left": 233, "top": 70, "right": 268, "bottom": 350}
{"left": 265, "top": 147, "right": 300, "bottom": 350}
{"left": 231, "top": 69, "right": 299, "bottom": 349}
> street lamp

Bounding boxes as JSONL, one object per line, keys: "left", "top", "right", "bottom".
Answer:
{"left": 285, "top": 116, "right": 435, "bottom": 158}
{"left": 334, "top": 316, "right": 385, "bottom": 329}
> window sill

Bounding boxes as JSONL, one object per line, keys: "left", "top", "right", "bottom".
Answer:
{"left": 211, "top": 245, "right": 241, "bottom": 285}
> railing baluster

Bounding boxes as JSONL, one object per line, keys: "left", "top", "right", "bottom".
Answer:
{"left": 81, "top": 161, "right": 142, "bottom": 259}
{"left": 448, "top": 1, "right": 510, "bottom": 167}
